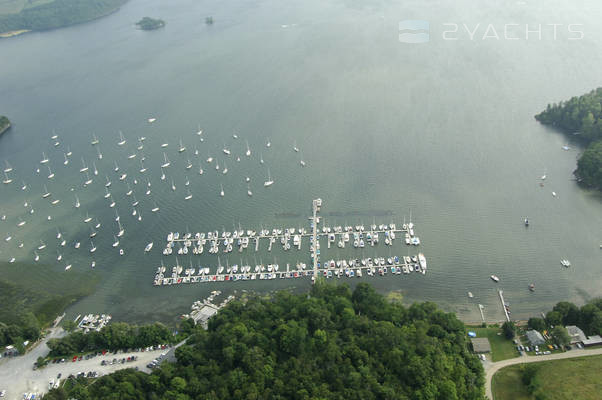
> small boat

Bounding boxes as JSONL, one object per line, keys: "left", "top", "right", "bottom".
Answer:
{"left": 114, "top": 161, "right": 119, "bottom": 172}
{"left": 132, "top": 196, "right": 139, "bottom": 207}
{"left": 117, "top": 131, "right": 126, "bottom": 146}
{"left": 112, "top": 236, "right": 120, "bottom": 247}
{"left": 63, "top": 153, "right": 69, "bottom": 165}
{"left": 38, "top": 240, "right": 46, "bottom": 250}
{"left": 206, "top": 155, "right": 213, "bottom": 163}
{"left": 161, "top": 153, "right": 170, "bottom": 168}
{"left": 300, "top": 160, "right": 306, "bottom": 167}
{"left": 171, "top": 179, "right": 176, "bottom": 191}
{"left": 33, "top": 251, "right": 40, "bottom": 262}
{"left": 220, "top": 184, "right": 225, "bottom": 197}
{"left": 96, "top": 147, "right": 103, "bottom": 159}
{"left": 2, "top": 172, "right": 12, "bottom": 184}
{"left": 246, "top": 141, "right": 251, "bottom": 156}
{"left": 151, "top": 203, "right": 160, "bottom": 212}
{"left": 247, "top": 184, "right": 252, "bottom": 196}
{"left": 552, "top": 191, "right": 557, "bottom": 197}
{"left": 126, "top": 184, "right": 133, "bottom": 196}
{"left": 562, "top": 145, "right": 570, "bottom": 151}
{"left": 75, "top": 195, "right": 80, "bottom": 208}
{"left": 21, "top": 181, "right": 27, "bottom": 190}
{"left": 264, "top": 168, "right": 274, "bottom": 187}
{"left": 83, "top": 172, "right": 93, "bottom": 186}
{"left": 560, "top": 259, "right": 571, "bottom": 267}
{"left": 148, "top": 117, "right": 156, "bottom": 123}
{"left": 245, "top": 176, "right": 250, "bottom": 183}
{"left": 119, "top": 173, "right": 127, "bottom": 181}
{"left": 199, "top": 164, "right": 203, "bottom": 175}
{"left": 145, "top": 242, "right": 154, "bottom": 252}
{"left": 105, "top": 176, "right": 112, "bottom": 187}
{"left": 293, "top": 141, "right": 299, "bottom": 152}
{"left": 128, "top": 153, "right": 136, "bottom": 160}
{"left": 468, "top": 292, "right": 474, "bottom": 298}
{"left": 91, "top": 261, "right": 96, "bottom": 268}
{"left": 79, "top": 158, "right": 89, "bottom": 173}
{"left": 90, "top": 241, "right": 97, "bottom": 253}
{"left": 529, "top": 283, "right": 535, "bottom": 292}
{"left": 541, "top": 174, "right": 546, "bottom": 180}
{"left": 196, "top": 125, "right": 203, "bottom": 136}
{"left": 186, "top": 160, "right": 192, "bottom": 170}
{"left": 490, "top": 275, "right": 499, "bottom": 282}
{"left": 117, "top": 221, "right": 125, "bottom": 237}
{"left": 4, "top": 160, "right": 13, "bottom": 173}
{"left": 223, "top": 147, "right": 231, "bottom": 155}
{"left": 51, "top": 199, "right": 60, "bottom": 205}
{"left": 74, "top": 242, "right": 80, "bottom": 249}
{"left": 93, "top": 162, "right": 99, "bottom": 176}
{"left": 185, "top": 190, "right": 192, "bottom": 200}
{"left": 42, "top": 185, "right": 51, "bottom": 198}
{"left": 104, "top": 187, "right": 111, "bottom": 198}
{"left": 260, "top": 154, "right": 264, "bottom": 164}
{"left": 140, "top": 160, "right": 147, "bottom": 173}
{"left": 233, "top": 133, "right": 238, "bottom": 139}
{"left": 91, "top": 134, "right": 99, "bottom": 145}
{"left": 222, "top": 163, "right": 228, "bottom": 174}
{"left": 524, "top": 217, "right": 529, "bottom": 227}
{"left": 179, "top": 139, "right": 186, "bottom": 153}
{"left": 161, "top": 142, "right": 169, "bottom": 148}
{"left": 66, "top": 147, "right": 72, "bottom": 156}
{"left": 84, "top": 213, "right": 92, "bottom": 223}
{"left": 40, "top": 152, "right": 49, "bottom": 164}
{"left": 65, "top": 264, "right": 72, "bottom": 271}
{"left": 17, "top": 220, "right": 26, "bottom": 227}
{"left": 95, "top": 218, "right": 101, "bottom": 229}
{"left": 266, "top": 138, "right": 271, "bottom": 148}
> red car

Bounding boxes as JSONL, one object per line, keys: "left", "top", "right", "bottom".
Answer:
{"left": 72, "top": 356, "right": 78, "bottom": 362}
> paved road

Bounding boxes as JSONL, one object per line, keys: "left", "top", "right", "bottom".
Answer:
{"left": 0, "top": 329, "right": 177, "bottom": 400}
{"left": 485, "top": 348, "right": 602, "bottom": 399}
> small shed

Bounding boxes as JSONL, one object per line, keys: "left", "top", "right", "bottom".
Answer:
{"left": 566, "top": 325, "right": 586, "bottom": 344}
{"left": 471, "top": 338, "right": 491, "bottom": 353}
{"left": 526, "top": 330, "right": 545, "bottom": 346}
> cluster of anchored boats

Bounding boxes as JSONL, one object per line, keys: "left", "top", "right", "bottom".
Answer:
{"left": 153, "top": 253, "right": 427, "bottom": 285}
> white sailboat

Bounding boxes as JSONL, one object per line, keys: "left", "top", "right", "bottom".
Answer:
{"left": 105, "top": 176, "right": 112, "bottom": 188}
{"left": 171, "top": 179, "right": 176, "bottom": 191}
{"left": 179, "top": 139, "right": 186, "bottom": 153}
{"left": 96, "top": 147, "right": 103, "bottom": 159}
{"left": 126, "top": 183, "right": 133, "bottom": 196}
{"left": 161, "top": 153, "right": 170, "bottom": 168}
{"left": 114, "top": 161, "right": 119, "bottom": 172}
{"left": 66, "top": 146, "right": 72, "bottom": 156}
{"left": 4, "top": 160, "right": 13, "bottom": 173}
{"left": 185, "top": 189, "right": 192, "bottom": 200}
{"left": 117, "top": 220, "right": 125, "bottom": 237}
{"left": 47, "top": 166, "right": 54, "bottom": 179}
{"left": 79, "top": 158, "right": 89, "bottom": 173}
{"left": 222, "top": 162, "right": 228, "bottom": 174}
{"left": 160, "top": 167, "right": 166, "bottom": 181}
{"left": 151, "top": 202, "right": 160, "bottom": 212}
{"left": 246, "top": 141, "right": 251, "bottom": 156}
{"left": 247, "top": 184, "right": 252, "bottom": 196}
{"left": 264, "top": 168, "right": 274, "bottom": 187}
{"left": 95, "top": 218, "right": 101, "bottom": 229}
{"left": 2, "top": 171, "right": 12, "bottom": 184}
{"left": 40, "top": 152, "right": 49, "bottom": 164}
{"left": 140, "top": 160, "right": 147, "bottom": 173}
{"left": 63, "top": 153, "right": 69, "bottom": 165}
{"left": 196, "top": 125, "right": 203, "bottom": 136}
{"left": 84, "top": 171, "right": 93, "bottom": 186}
{"left": 117, "top": 131, "right": 126, "bottom": 146}
{"left": 161, "top": 142, "right": 169, "bottom": 148}
{"left": 42, "top": 184, "right": 51, "bottom": 198}
{"left": 266, "top": 138, "right": 271, "bottom": 148}
{"left": 186, "top": 159, "right": 192, "bottom": 170}
{"left": 293, "top": 141, "right": 299, "bottom": 152}
{"left": 104, "top": 187, "right": 111, "bottom": 198}
{"left": 74, "top": 195, "right": 80, "bottom": 208}
{"left": 220, "top": 184, "right": 225, "bottom": 197}
{"left": 84, "top": 212, "right": 92, "bottom": 223}
{"left": 112, "top": 235, "right": 119, "bottom": 247}
{"left": 91, "top": 134, "right": 99, "bottom": 145}
{"left": 90, "top": 240, "right": 97, "bottom": 253}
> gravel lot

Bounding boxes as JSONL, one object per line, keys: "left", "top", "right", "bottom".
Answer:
{"left": 0, "top": 328, "right": 175, "bottom": 400}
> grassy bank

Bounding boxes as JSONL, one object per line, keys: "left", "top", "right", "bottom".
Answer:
{"left": 492, "top": 355, "right": 602, "bottom": 400}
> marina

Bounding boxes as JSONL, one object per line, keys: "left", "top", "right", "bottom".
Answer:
{"left": 154, "top": 200, "right": 428, "bottom": 285}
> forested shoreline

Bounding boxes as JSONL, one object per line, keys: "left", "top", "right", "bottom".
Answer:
{"left": 535, "top": 88, "right": 602, "bottom": 189}
{"left": 0, "top": 0, "right": 128, "bottom": 34}
{"left": 44, "top": 283, "right": 486, "bottom": 399}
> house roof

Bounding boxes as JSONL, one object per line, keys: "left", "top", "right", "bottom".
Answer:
{"left": 471, "top": 338, "right": 491, "bottom": 353}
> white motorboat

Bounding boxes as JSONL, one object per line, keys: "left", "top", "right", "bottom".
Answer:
{"left": 90, "top": 241, "right": 97, "bottom": 253}
{"left": 93, "top": 162, "right": 99, "bottom": 176}
{"left": 91, "top": 134, "right": 99, "bottom": 145}
{"left": 293, "top": 141, "right": 299, "bottom": 152}
{"left": 40, "top": 152, "right": 49, "bottom": 164}
{"left": 185, "top": 190, "right": 192, "bottom": 200}
{"left": 42, "top": 185, "right": 51, "bottom": 198}
{"left": 246, "top": 141, "right": 251, "bottom": 156}
{"left": 148, "top": 117, "right": 156, "bottom": 123}
{"left": 4, "top": 160, "right": 12, "bottom": 173}
{"left": 162, "top": 153, "right": 170, "bottom": 168}
{"left": 63, "top": 153, "right": 69, "bottom": 165}
{"left": 79, "top": 158, "right": 89, "bottom": 173}
{"left": 65, "top": 264, "right": 72, "bottom": 271}
{"left": 490, "top": 275, "right": 499, "bottom": 282}
{"left": 179, "top": 139, "right": 186, "bottom": 153}
{"left": 75, "top": 195, "right": 80, "bottom": 208}
{"left": 47, "top": 166, "right": 55, "bottom": 179}
{"left": 2, "top": 172, "right": 12, "bottom": 184}
{"left": 84, "top": 213, "right": 92, "bottom": 223}
{"left": 145, "top": 242, "right": 154, "bottom": 252}
{"left": 247, "top": 184, "right": 252, "bottom": 196}
{"left": 220, "top": 184, "right": 224, "bottom": 197}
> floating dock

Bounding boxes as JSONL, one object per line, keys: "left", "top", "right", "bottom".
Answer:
{"left": 153, "top": 199, "right": 428, "bottom": 286}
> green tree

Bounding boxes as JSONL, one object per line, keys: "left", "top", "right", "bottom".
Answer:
{"left": 501, "top": 321, "right": 516, "bottom": 339}
{"left": 528, "top": 318, "right": 546, "bottom": 332}
{"left": 550, "top": 326, "right": 571, "bottom": 347}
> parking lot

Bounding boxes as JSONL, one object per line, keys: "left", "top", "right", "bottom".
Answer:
{"left": 0, "top": 344, "right": 173, "bottom": 400}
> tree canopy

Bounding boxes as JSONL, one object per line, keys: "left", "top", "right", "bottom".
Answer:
{"left": 45, "top": 283, "right": 485, "bottom": 400}
{"left": 535, "top": 88, "right": 602, "bottom": 189}
{"left": 544, "top": 298, "right": 602, "bottom": 336}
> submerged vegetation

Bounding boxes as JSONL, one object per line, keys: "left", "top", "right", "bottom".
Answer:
{"left": 45, "top": 283, "right": 485, "bottom": 399}
{"left": 0, "top": 262, "right": 98, "bottom": 350}
{"left": 0, "top": 0, "right": 128, "bottom": 34}
{"left": 135, "top": 17, "right": 165, "bottom": 31}
{"left": 0, "top": 115, "right": 9, "bottom": 134}
{"left": 535, "top": 88, "right": 602, "bottom": 189}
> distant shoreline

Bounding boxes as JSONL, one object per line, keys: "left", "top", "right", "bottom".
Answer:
{"left": 0, "top": 0, "right": 128, "bottom": 39}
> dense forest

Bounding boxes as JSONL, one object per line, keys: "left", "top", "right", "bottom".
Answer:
{"left": 135, "top": 17, "right": 165, "bottom": 31}
{"left": 45, "top": 283, "right": 485, "bottom": 400}
{"left": 0, "top": 0, "right": 127, "bottom": 34}
{"left": 47, "top": 322, "right": 176, "bottom": 356}
{"left": 0, "top": 262, "right": 97, "bottom": 351}
{"left": 527, "top": 298, "right": 602, "bottom": 336}
{"left": 535, "top": 88, "right": 602, "bottom": 189}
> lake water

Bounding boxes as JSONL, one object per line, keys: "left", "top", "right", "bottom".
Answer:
{"left": 1, "top": 0, "right": 601, "bottom": 324}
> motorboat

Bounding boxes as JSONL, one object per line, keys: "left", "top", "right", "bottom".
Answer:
{"left": 490, "top": 275, "right": 499, "bottom": 282}
{"left": 145, "top": 242, "right": 154, "bottom": 252}
{"left": 117, "top": 131, "right": 126, "bottom": 146}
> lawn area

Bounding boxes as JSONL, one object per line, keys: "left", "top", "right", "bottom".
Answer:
{"left": 492, "top": 355, "right": 602, "bottom": 400}
{"left": 468, "top": 326, "right": 519, "bottom": 362}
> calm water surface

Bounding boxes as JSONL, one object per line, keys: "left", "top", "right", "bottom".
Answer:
{"left": 0, "top": 0, "right": 601, "bottom": 323}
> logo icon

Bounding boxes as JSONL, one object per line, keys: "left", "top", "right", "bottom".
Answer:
{"left": 399, "top": 20, "right": 430, "bottom": 43}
